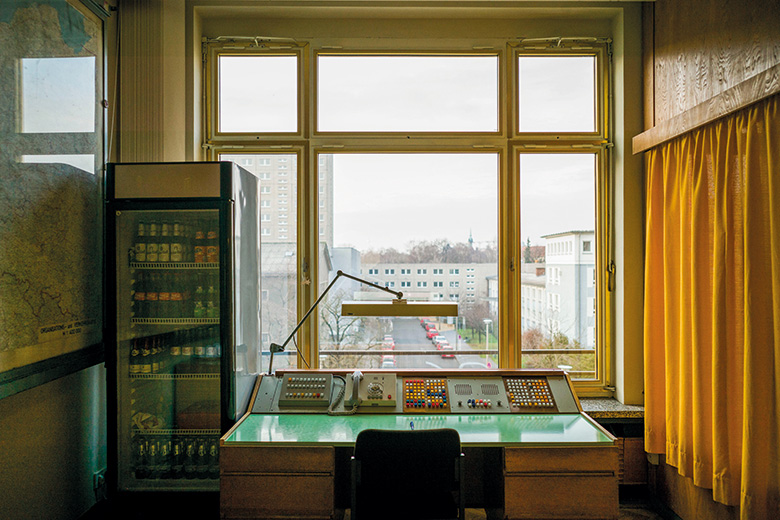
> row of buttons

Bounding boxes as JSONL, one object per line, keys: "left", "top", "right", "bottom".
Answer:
{"left": 406, "top": 399, "right": 447, "bottom": 408}
{"left": 465, "top": 399, "right": 493, "bottom": 408}
{"left": 285, "top": 392, "right": 323, "bottom": 399}
{"left": 287, "top": 376, "right": 327, "bottom": 389}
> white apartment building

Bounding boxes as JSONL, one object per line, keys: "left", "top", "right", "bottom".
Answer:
{"left": 520, "top": 231, "right": 596, "bottom": 348}
{"left": 356, "top": 262, "right": 497, "bottom": 306}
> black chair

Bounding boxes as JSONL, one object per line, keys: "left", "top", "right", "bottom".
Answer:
{"left": 350, "top": 428, "right": 465, "bottom": 520}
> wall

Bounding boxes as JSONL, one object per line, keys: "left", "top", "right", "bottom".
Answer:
{"left": 0, "top": 365, "right": 107, "bottom": 520}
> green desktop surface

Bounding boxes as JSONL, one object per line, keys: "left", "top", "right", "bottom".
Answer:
{"left": 225, "top": 413, "right": 614, "bottom": 447}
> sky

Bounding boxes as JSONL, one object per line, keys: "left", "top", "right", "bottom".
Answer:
{"left": 221, "top": 54, "right": 596, "bottom": 250}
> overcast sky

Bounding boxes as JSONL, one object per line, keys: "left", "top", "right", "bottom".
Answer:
{"left": 221, "top": 54, "right": 596, "bottom": 250}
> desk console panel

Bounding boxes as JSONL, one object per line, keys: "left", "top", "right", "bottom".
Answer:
{"left": 254, "top": 369, "right": 579, "bottom": 414}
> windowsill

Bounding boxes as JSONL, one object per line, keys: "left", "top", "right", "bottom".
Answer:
{"left": 580, "top": 397, "right": 644, "bottom": 420}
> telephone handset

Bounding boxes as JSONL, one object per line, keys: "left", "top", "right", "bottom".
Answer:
{"left": 347, "top": 370, "right": 363, "bottom": 408}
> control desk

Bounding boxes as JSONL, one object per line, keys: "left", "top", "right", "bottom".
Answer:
{"left": 220, "top": 369, "right": 618, "bottom": 520}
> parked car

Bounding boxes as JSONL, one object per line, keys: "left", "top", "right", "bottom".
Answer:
{"left": 426, "top": 328, "right": 439, "bottom": 339}
{"left": 381, "top": 340, "right": 395, "bottom": 350}
{"left": 432, "top": 335, "right": 447, "bottom": 345}
{"left": 435, "top": 339, "right": 450, "bottom": 350}
{"left": 381, "top": 355, "right": 396, "bottom": 368}
{"left": 440, "top": 345, "right": 455, "bottom": 358}
{"left": 383, "top": 334, "right": 393, "bottom": 342}
{"left": 424, "top": 322, "right": 437, "bottom": 331}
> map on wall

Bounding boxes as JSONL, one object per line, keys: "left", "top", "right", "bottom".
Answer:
{"left": 0, "top": 0, "right": 103, "bottom": 374}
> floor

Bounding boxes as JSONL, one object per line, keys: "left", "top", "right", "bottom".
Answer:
{"left": 81, "top": 490, "right": 668, "bottom": 520}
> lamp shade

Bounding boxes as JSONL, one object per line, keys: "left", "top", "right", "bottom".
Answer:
{"left": 341, "top": 300, "right": 458, "bottom": 317}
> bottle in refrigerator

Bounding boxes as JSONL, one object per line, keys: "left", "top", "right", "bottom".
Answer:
{"left": 184, "top": 218, "right": 194, "bottom": 262}
{"left": 171, "top": 272, "right": 184, "bottom": 318}
{"left": 206, "top": 273, "right": 219, "bottom": 318}
{"left": 133, "top": 436, "right": 149, "bottom": 479}
{"left": 205, "top": 326, "right": 216, "bottom": 359}
{"left": 134, "top": 221, "right": 147, "bottom": 262}
{"left": 158, "top": 271, "right": 171, "bottom": 319}
{"left": 196, "top": 437, "right": 209, "bottom": 479}
{"left": 169, "top": 330, "right": 181, "bottom": 372}
{"left": 148, "top": 438, "right": 160, "bottom": 479}
{"left": 184, "top": 437, "right": 196, "bottom": 479}
{"left": 129, "top": 339, "right": 141, "bottom": 375}
{"left": 146, "top": 222, "right": 160, "bottom": 262}
{"left": 132, "top": 271, "right": 146, "bottom": 317}
{"left": 145, "top": 272, "right": 159, "bottom": 318}
{"left": 181, "top": 329, "right": 193, "bottom": 360}
{"left": 170, "top": 221, "right": 185, "bottom": 262}
{"left": 193, "top": 327, "right": 205, "bottom": 359}
{"left": 171, "top": 438, "right": 184, "bottom": 479}
{"left": 206, "top": 221, "right": 219, "bottom": 263}
{"left": 141, "top": 338, "right": 152, "bottom": 374}
{"left": 193, "top": 219, "right": 206, "bottom": 263}
{"left": 159, "top": 438, "right": 172, "bottom": 479}
{"left": 208, "top": 438, "right": 219, "bottom": 479}
{"left": 193, "top": 274, "right": 205, "bottom": 318}
{"left": 158, "top": 222, "right": 171, "bottom": 263}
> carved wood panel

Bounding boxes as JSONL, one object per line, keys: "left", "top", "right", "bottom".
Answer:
{"left": 649, "top": 0, "right": 780, "bottom": 123}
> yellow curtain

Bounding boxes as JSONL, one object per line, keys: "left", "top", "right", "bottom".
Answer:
{"left": 644, "top": 94, "right": 780, "bottom": 519}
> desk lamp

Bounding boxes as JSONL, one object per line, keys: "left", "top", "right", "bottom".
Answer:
{"left": 267, "top": 270, "right": 458, "bottom": 374}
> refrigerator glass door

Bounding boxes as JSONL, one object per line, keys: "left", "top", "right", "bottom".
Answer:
{"left": 116, "top": 208, "right": 221, "bottom": 490}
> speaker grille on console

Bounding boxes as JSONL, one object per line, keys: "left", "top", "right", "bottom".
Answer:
{"left": 454, "top": 384, "right": 473, "bottom": 395}
{"left": 481, "top": 384, "right": 500, "bottom": 395}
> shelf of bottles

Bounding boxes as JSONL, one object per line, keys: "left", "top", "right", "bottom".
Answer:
{"left": 122, "top": 212, "right": 222, "bottom": 487}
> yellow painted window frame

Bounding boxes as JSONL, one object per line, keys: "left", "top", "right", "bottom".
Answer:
{"left": 202, "top": 37, "right": 614, "bottom": 395}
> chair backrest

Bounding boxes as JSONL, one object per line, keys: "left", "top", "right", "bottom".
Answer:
{"left": 351, "top": 428, "right": 464, "bottom": 520}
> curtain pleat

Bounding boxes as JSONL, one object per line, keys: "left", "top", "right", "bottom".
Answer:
{"left": 644, "top": 95, "right": 780, "bottom": 519}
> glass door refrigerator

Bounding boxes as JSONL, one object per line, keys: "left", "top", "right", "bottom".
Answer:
{"left": 105, "top": 162, "right": 260, "bottom": 493}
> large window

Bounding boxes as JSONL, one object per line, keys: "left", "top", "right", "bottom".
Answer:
{"left": 207, "top": 34, "right": 611, "bottom": 388}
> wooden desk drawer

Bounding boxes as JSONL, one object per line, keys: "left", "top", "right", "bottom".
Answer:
{"left": 505, "top": 474, "right": 618, "bottom": 520}
{"left": 221, "top": 474, "right": 334, "bottom": 519}
{"left": 221, "top": 445, "right": 334, "bottom": 474}
{"left": 505, "top": 446, "right": 618, "bottom": 474}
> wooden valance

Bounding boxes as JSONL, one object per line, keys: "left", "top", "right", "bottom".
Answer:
{"left": 633, "top": 62, "right": 780, "bottom": 154}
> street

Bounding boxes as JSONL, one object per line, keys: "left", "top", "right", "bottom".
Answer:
{"left": 387, "top": 318, "right": 493, "bottom": 370}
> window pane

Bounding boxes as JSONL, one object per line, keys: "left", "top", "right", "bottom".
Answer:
{"left": 318, "top": 153, "right": 498, "bottom": 370}
{"left": 219, "top": 56, "right": 297, "bottom": 132}
{"left": 318, "top": 56, "right": 498, "bottom": 132}
{"left": 518, "top": 56, "right": 595, "bottom": 132}
{"left": 519, "top": 154, "right": 596, "bottom": 379}
{"left": 21, "top": 57, "right": 95, "bottom": 133}
{"left": 220, "top": 153, "right": 298, "bottom": 372}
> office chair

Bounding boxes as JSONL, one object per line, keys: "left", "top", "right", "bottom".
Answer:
{"left": 351, "top": 428, "right": 465, "bottom": 520}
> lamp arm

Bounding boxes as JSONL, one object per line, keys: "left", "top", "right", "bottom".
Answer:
{"left": 271, "top": 271, "right": 343, "bottom": 354}
{"left": 267, "top": 270, "right": 404, "bottom": 375}
{"left": 336, "top": 270, "right": 403, "bottom": 300}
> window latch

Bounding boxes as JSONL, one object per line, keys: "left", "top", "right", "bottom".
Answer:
{"left": 607, "top": 260, "right": 616, "bottom": 292}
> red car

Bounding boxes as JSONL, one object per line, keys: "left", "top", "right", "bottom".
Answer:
{"left": 440, "top": 345, "right": 455, "bottom": 358}
{"left": 426, "top": 328, "right": 439, "bottom": 339}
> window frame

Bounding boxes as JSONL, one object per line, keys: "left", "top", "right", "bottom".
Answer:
{"left": 204, "top": 35, "right": 614, "bottom": 395}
